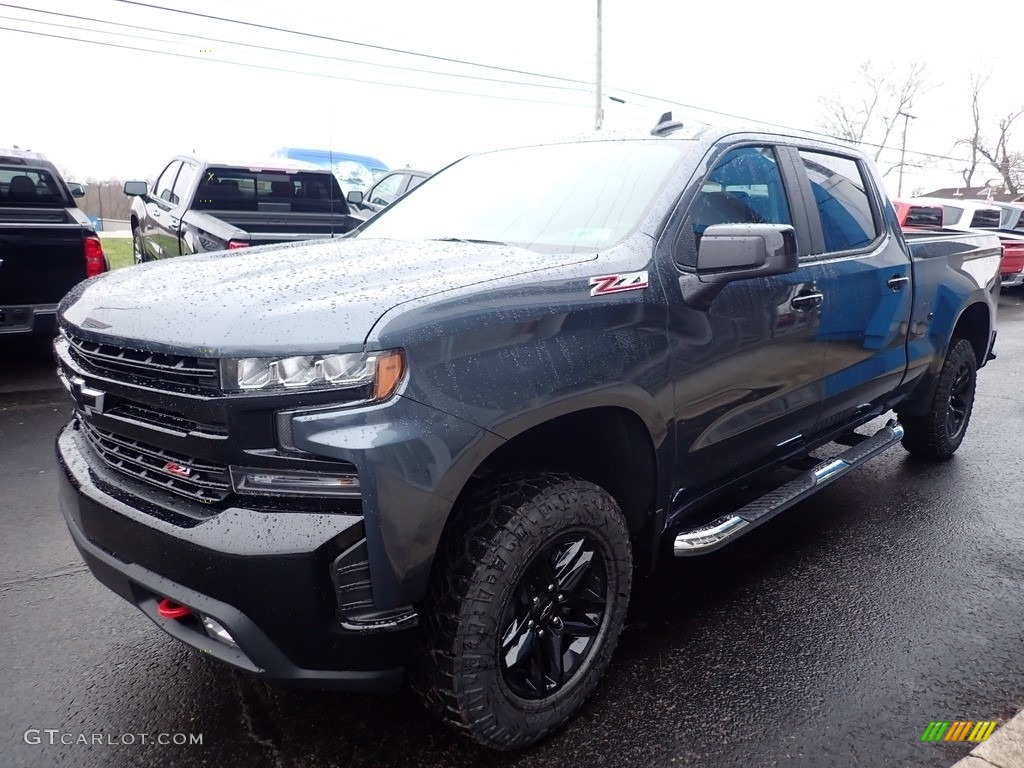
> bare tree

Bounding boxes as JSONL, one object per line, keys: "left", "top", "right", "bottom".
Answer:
{"left": 955, "top": 73, "right": 986, "bottom": 186}
{"left": 958, "top": 73, "right": 1024, "bottom": 194}
{"left": 819, "top": 60, "right": 929, "bottom": 162}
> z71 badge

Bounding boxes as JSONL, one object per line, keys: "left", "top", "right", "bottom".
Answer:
{"left": 589, "top": 271, "right": 649, "bottom": 297}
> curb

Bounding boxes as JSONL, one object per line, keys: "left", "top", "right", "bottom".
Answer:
{"left": 950, "top": 708, "right": 1024, "bottom": 767}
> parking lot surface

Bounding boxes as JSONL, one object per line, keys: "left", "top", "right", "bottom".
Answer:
{"left": 2, "top": 296, "right": 1023, "bottom": 768}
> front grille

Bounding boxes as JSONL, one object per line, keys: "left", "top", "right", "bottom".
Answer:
{"left": 65, "top": 332, "right": 219, "bottom": 391}
{"left": 81, "top": 421, "right": 232, "bottom": 503}
{"left": 105, "top": 401, "right": 228, "bottom": 438}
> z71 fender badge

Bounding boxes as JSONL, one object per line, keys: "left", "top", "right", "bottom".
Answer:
{"left": 589, "top": 271, "right": 649, "bottom": 297}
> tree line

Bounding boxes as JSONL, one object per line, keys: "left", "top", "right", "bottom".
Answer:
{"left": 819, "top": 62, "right": 1023, "bottom": 196}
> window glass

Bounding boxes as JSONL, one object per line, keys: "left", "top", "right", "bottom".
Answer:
{"left": 369, "top": 174, "right": 404, "bottom": 207}
{"left": 171, "top": 162, "right": 196, "bottom": 207}
{"left": 969, "top": 209, "right": 1000, "bottom": 228}
{"left": 679, "top": 146, "right": 791, "bottom": 265}
{"left": 359, "top": 141, "right": 684, "bottom": 254}
{"left": 193, "top": 167, "right": 348, "bottom": 213}
{"left": 799, "top": 151, "right": 877, "bottom": 252}
{"left": 155, "top": 161, "right": 181, "bottom": 204}
{"left": 0, "top": 166, "right": 66, "bottom": 206}
{"left": 407, "top": 175, "right": 426, "bottom": 191}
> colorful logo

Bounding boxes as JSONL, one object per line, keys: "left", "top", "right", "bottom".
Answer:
{"left": 920, "top": 721, "right": 998, "bottom": 743}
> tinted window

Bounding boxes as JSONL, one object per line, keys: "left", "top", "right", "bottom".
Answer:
{"left": 359, "top": 141, "right": 685, "bottom": 253}
{"left": 904, "top": 206, "right": 943, "bottom": 228}
{"left": 155, "top": 161, "right": 181, "bottom": 204}
{"left": 799, "top": 151, "right": 877, "bottom": 253}
{"left": 193, "top": 167, "right": 348, "bottom": 214}
{"left": 369, "top": 174, "right": 404, "bottom": 207}
{"left": 679, "top": 146, "right": 791, "bottom": 265}
{"left": 970, "top": 209, "right": 1000, "bottom": 228}
{"left": 0, "top": 166, "right": 66, "bottom": 206}
{"left": 171, "top": 162, "right": 196, "bottom": 206}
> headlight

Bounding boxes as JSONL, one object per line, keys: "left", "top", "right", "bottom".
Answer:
{"left": 220, "top": 350, "right": 405, "bottom": 399}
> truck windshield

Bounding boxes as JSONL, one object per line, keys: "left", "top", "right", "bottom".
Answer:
{"left": 192, "top": 167, "right": 348, "bottom": 214}
{"left": 0, "top": 166, "right": 67, "bottom": 207}
{"left": 357, "top": 141, "right": 685, "bottom": 253}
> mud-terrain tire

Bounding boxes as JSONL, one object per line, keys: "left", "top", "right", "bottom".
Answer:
{"left": 132, "top": 227, "right": 146, "bottom": 264}
{"left": 900, "top": 337, "right": 977, "bottom": 460}
{"left": 411, "top": 473, "right": 632, "bottom": 750}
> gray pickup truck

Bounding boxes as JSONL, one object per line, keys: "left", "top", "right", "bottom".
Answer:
{"left": 55, "top": 119, "right": 1000, "bottom": 750}
{"left": 0, "top": 148, "right": 106, "bottom": 338}
{"left": 124, "top": 155, "right": 358, "bottom": 262}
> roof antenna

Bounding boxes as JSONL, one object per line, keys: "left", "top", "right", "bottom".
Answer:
{"left": 651, "top": 111, "right": 685, "bottom": 136}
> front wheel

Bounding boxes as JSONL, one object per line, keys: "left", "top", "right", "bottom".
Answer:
{"left": 412, "top": 474, "right": 632, "bottom": 750}
{"left": 132, "top": 228, "right": 146, "bottom": 264}
{"left": 900, "top": 337, "right": 978, "bottom": 460}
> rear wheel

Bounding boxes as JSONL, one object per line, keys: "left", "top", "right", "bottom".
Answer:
{"left": 900, "top": 337, "right": 977, "bottom": 460}
{"left": 412, "top": 474, "right": 632, "bottom": 750}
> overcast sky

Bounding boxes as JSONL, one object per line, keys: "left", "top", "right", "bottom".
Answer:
{"left": 2, "top": 0, "right": 1022, "bottom": 198}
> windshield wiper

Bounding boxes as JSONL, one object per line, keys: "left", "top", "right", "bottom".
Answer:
{"left": 432, "top": 237, "right": 507, "bottom": 246}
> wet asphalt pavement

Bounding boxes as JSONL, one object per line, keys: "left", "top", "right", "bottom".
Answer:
{"left": 1, "top": 297, "right": 1023, "bottom": 768}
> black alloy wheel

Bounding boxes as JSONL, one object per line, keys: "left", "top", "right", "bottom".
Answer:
{"left": 499, "top": 534, "right": 608, "bottom": 700}
{"left": 900, "top": 337, "right": 978, "bottom": 460}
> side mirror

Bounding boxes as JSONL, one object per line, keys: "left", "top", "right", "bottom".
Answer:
{"left": 67, "top": 182, "right": 86, "bottom": 198}
{"left": 696, "top": 223, "right": 798, "bottom": 282}
{"left": 346, "top": 190, "right": 363, "bottom": 205}
{"left": 123, "top": 180, "right": 148, "bottom": 197}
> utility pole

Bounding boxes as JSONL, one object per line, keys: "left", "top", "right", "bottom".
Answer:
{"left": 97, "top": 183, "right": 104, "bottom": 230}
{"left": 595, "top": 0, "right": 604, "bottom": 131}
{"left": 897, "top": 111, "right": 916, "bottom": 197}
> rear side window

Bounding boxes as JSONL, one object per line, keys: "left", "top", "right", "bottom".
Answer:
{"left": 799, "top": 150, "right": 877, "bottom": 253}
{"left": 970, "top": 209, "right": 1000, "bottom": 228}
{"left": 0, "top": 166, "right": 67, "bottom": 206}
{"left": 193, "top": 167, "right": 348, "bottom": 214}
{"left": 171, "top": 162, "right": 197, "bottom": 207}
{"left": 155, "top": 161, "right": 181, "bottom": 204}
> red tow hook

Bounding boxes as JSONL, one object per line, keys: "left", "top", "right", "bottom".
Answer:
{"left": 157, "top": 598, "right": 193, "bottom": 619}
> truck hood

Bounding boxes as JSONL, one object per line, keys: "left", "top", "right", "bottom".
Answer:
{"left": 59, "top": 237, "right": 596, "bottom": 356}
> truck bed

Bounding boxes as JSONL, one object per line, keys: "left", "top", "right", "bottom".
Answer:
{"left": 0, "top": 208, "right": 90, "bottom": 306}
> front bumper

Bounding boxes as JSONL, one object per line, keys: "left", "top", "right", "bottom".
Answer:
{"left": 56, "top": 421, "right": 413, "bottom": 691}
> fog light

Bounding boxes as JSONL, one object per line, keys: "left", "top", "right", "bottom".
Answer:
{"left": 229, "top": 466, "right": 360, "bottom": 497}
{"left": 201, "top": 615, "right": 237, "bottom": 647}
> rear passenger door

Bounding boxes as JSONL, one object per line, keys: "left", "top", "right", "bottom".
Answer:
{"left": 786, "top": 147, "right": 913, "bottom": 433}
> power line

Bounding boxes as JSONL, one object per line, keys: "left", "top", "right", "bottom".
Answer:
{"left": 0, "top": 2, "right": 990, "bottom": 169}
{"left": 0, "top": 3, "right": 593, "bottom": 95}
{"left": 612, "top": 88, "right": 977, "bottom": 165}
{"left": 110, "top": 0, "right": 978, "bottom": 167}
{"left": 111, "top": 0, "right": 593, "bottom": 87}
{"left": 0, "top": 23, "right": 594, "bottom": 108}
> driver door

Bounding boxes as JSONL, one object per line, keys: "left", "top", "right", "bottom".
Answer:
{"left": 662, "top": 144, "right": 831, "bottom": 494}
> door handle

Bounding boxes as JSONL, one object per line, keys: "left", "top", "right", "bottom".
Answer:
{"left": 151, "top": 209, "right": 161, "bottom": 218}
{"left": 790, "top": 292, "right": 823, "bottom": 309}
{"left": 887, "top": 275, "right": 910, "bottom": 291}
